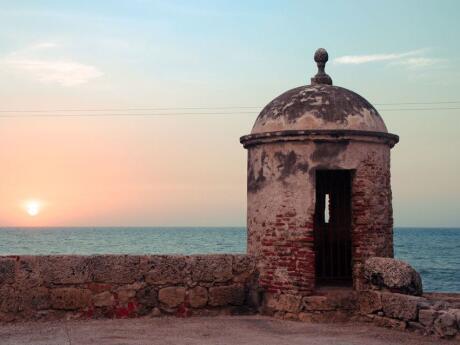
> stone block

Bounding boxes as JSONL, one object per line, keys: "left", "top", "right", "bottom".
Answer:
{"left": 190, "top": 255, "right": 233, "bottom": 283}
{"left": 29, "top": 287, "right": 50, "bottom": 310}
{"left": 372, "top": 315, "right": 407, "bottom": 330}
{"left": 93, "top": 291, "right": 114, "bottom": 307}
{"left": 89, "top": 255, "right": 142, "bottom": 284}
{"left": 0, "top": 286, "right": 50, "bottom": 313}
{"left": 189, "top": 286, "right": 208, "bottom": 308}
{"left": 407, "top": 321, "right": 424, "bottom": 332}
{"left": 298, "top": 312, "right": 313, "bottom": 322}
{"left": 117, "top": 288, "right": 137, "bottom": 303}
{"left": 359, "top": 291, "right": 382, "bottom": 314}
{"left": 14, "top": 257, "right": 42, "bottom": 287}
{"left": 159, "top": 287, "right": 186, "bottom": 308}
{"left": 136, "top": 286, "right": 158, "bottom": 308}
{"left": 208, "top": 285, "right": 245, "bottom": 306}
{"left": 0, "top": 287, "right": 24, "bottom": 312}
{"left": 233, "top": 255, "right": 255, "bottom": 283}
{"left": 0, "top": 258, "right": 15, "bottom": 284}
{"left": 144, "top": 256, "right": 188, "bottom": 285}
{"left": 150, "top": 307, "right": 162, "bottom": 317}
{"left": 419, "top": 308, "right": 438, "bottom": 327}
{"left": 303, "top": 296, "right": 334, "bottom": 311}
{"left": 50, "top": 288, "right": 91, "bottom": 310}
{"left": 328, "top": 290, "right": 358, "bottom": 310}
{"left": 450, "top": 308, "right": 460, "bottom": 327}
{"left": 284, "top": 312, "right": 299, "bottom": 320}
{"left": 266, "top": 293, "right": 301, "bottom": 313}
{"left": 273, "top": 311, "right": 285, "bottom": 319}
{"left": 232, "top": 255, "right": 255, "bottom": 274}
{"left": 433, "top": 311, "right": 458, "bottom": 338}
{"left": 381, "top": 292, "right": 423, "bottom": 321}
{"left": 38, "top": 256, "right": 91, "bottom": 285}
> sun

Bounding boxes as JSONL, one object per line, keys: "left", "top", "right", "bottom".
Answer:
{"left": 25, "top": 200, "right": 42, "bottom": 217}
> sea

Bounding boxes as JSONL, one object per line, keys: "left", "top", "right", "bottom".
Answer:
{"left": 0, "top": 227, "right": 458, "bottom": 292}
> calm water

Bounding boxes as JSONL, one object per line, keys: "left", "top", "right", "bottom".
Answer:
{"left": 0, "top": 227, "right": 458, "bottom": 292}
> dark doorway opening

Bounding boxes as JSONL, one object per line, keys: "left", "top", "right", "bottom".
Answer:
{"left": 314, "top": 170, "right": 353, "bottom": 286}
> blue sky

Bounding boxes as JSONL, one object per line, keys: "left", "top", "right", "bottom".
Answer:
{"left": 0, "top": 1, "right": 459, "bottom": 226}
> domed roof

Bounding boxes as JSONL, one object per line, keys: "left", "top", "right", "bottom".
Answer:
{"left": 251, "top": 84, "right": 387, "bottom": 134}
{"left": 251, "top": 49, "right": 388, "bottom": 135}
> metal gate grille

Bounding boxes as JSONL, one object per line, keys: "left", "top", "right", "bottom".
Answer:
{"left": 314, "top": 170, "right": 352, "bottom": 285}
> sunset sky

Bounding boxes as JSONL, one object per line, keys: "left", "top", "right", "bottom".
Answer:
{"left": 0, "top": 1, "right": 459, "bottom": 227}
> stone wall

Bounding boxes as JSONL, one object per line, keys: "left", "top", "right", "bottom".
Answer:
{"left": 0, "top": 254, "right": 256, "bottom": 322}
{"left": 358, "top": 258, "right": 460, "bottom": 339}
{"left": 1, "top": 254, "right": 459, "bottom": 340}
{"left": 261, "top": 288, "right": 359, "bottom": 323}
{"left": 256, "top": 287, "right": 460, "bottom": 339}
{"left": 358, "top": 291, "right": 460, "bottom": 339}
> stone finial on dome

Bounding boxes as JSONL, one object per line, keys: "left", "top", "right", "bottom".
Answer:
{"left": 311, "top": 48, "right": 332, "bottom": 85}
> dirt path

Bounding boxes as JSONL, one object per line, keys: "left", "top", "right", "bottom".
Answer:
{"left": 0, "top": 316, "right": 455, "bottom": 345}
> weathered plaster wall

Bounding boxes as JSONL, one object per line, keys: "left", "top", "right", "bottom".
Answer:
{"left": 246, "top": 136, "right": 394, "bottom": 296}
{"left": 0, "top": 254, "right": 256, "bottom": 322}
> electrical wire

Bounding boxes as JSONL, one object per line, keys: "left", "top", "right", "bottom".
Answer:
{"left": 0, "top": 104, "right": 459, "bottom": 118}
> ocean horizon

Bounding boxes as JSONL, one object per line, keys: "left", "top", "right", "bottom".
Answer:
{"left": 0, "top": 226, "right": 458, "bottom": 293}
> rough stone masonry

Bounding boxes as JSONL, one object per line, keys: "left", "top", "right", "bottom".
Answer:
{"left": 0, "top": 255, "right": 256, "bottom": 321}
{"left": 1, "top": 254, "right": 459, "bottom": 339}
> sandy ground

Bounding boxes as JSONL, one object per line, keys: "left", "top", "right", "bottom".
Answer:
{"left": 0, "top": 316, "right": 455, "bottom": 345}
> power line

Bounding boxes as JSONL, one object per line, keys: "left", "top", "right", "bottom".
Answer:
{"left": 0, "top": 101, "right": 460, "bottom": 113}
{"left": 0, "top": 112, "right": 258, "bottom": 118}
{"left": 379, "top": 107, "right": 460, "bottom": 111}
{"left": 0, "top": 106, "right": 261, "bottom": 113}
{"left": 374, "top": 101, "right": 460, "bottom": 106}
{"left": 0, "top": 107, "right": 459, "bottom": 119}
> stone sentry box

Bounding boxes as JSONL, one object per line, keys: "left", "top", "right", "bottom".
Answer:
{"left": 240, "top": 48, "right": 399, "bottom": 295}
